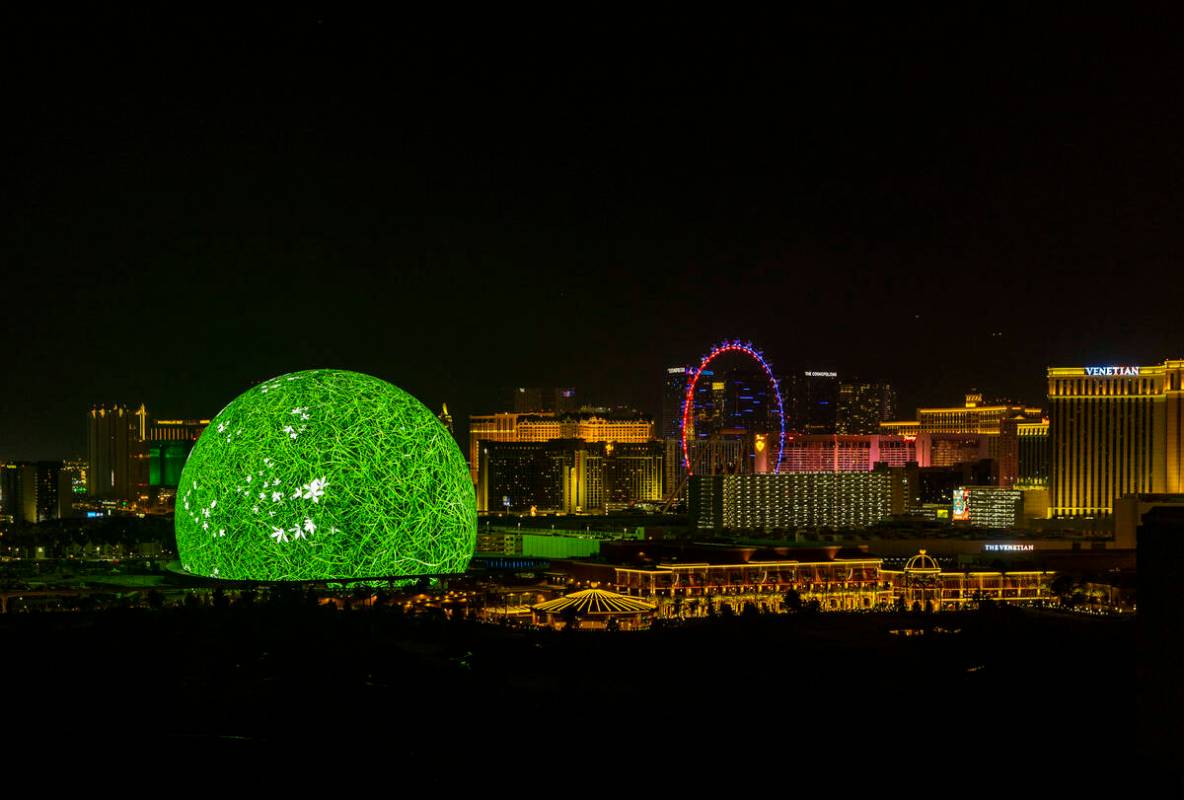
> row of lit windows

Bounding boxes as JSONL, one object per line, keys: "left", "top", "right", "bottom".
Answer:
{"left": 1050, "top": 396, "right": 1155, "bottom": 514}
{"left": 1051, "top": 378, "right": 1160, "bottom": 397}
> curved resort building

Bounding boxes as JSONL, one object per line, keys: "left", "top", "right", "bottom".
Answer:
{"left": 610, "top": 549, "right": 1051, "bottom": 616}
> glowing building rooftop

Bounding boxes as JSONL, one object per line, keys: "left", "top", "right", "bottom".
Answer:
{"left": 532, "top": 588, "right": 655, "bottom": 616}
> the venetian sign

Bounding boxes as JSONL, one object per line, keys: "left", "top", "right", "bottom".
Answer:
{"left": 1085, "top": 366, "right": 1140, "bottom": 376}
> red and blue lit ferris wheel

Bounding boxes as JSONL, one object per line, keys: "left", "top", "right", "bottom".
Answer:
{"left": 679, "top": 339, "right": 786, "bottom": 475}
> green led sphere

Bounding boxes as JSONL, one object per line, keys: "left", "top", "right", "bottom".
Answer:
{"left": 175, "top": 369, "right": 475, "bottom": 581}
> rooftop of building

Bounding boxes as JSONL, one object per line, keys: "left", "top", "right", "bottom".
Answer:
{"left": 532, "top": 589, "right": 655, "bottom": 615}
{"left": 472, "top": 409, "right": 652, "bottom": 422}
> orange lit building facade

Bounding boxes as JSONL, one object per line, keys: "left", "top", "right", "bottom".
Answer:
{"left": 1048, "top": 360, "right": 1184, "bottom": 517}
{"left": 613, "top": 552, "right": 1053, "bottom": 615}
{"left": 881, "top": 393, "right": 1044, "bottom": 489}
{"left": 881, "top": 393, "right": 1041, "bottom": 438}
{"left": 885, "top": 392, "right": 1043, "bottom": 435}
{"left": 468, "top": 412, "right": 654, "bottom": 485}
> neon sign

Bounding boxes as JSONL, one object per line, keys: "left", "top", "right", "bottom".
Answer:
{"left": 984, "top": 543, "right": 1034, "bottom": 552}
{"left": 1085, "top": 366, "right": 1140, "bottom": 376}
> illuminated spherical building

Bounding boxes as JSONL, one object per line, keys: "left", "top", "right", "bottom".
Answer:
{"left": 175, "top": 369, "right": 475, "bottom": 581}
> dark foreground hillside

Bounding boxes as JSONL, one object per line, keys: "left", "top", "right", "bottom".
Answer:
{"left": 0, "top": 605, "right": 1154, "bottom": 785}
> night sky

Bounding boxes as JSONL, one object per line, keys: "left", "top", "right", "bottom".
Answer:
{"left": 3, "top": 12, "right": 1181, "bottom": 459}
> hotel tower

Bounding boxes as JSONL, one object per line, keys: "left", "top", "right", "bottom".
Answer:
{"left": 1048, "top": 360, "right": 1184, "bottom": 517}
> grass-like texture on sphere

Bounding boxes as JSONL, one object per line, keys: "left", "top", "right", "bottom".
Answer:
{"left": 175, "top": 370, "right": 475, "bottom": 581}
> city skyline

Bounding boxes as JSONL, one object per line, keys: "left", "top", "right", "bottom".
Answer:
{"left": 2, "top": 344, "right": 1173, "bottom": 462}
{"left": 3, "top": 14, "right": 1181, "bottom": 460}
{"left": 0, "top": 15, "right": 1174, "bottom": 771}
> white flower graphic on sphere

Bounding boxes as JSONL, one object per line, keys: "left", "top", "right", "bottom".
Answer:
{"left": 302, "top": 478, "right": 328, "bottom": 503}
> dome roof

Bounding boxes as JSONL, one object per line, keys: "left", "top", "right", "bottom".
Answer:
{"left": 904, "top": 549, "right": 942, "bottom": 573}
{"left": 175, "top": 369, "right": 475, "bottom": 581}
{"left": 532, "top": 589, "right": 656, "bottom": 616}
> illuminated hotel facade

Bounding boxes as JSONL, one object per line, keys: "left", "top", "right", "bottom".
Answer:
{"left": 777, "top": 433, "right": 993, "bottom": 473}
{"left": 478, "top": 439, "right": 663, "bottom": 513}
{"left": 1017, "top": 420, "right": 1049, "bottom": 485}
{"left": 881, "top": 393, "right": 1042, "bottom": 438}
{"left": 1048, "top": 360, "right": 1184, "bottom": 517}
{"left": 468, "top": 411, "right": 654, "bottom": 484}
{"left": 613, "top": 551, "right": 1052, "bottom": 614}
{"left": 903, "top": 392, "right": 1043, "bottom": 435}
{"left": 781, "top": 435, "right": 918, "bottom": 472}
{"left": 836, "top": 381, "right": 896, "bottom": 435}
{"left": 951, "top": 486, "right": 1023, "bottom": 528}
{"left": 881, "top": 393, "right": 1043, "bottom": 489}
{"left": 689, "top": 470, "right": 910, "bottom": 530}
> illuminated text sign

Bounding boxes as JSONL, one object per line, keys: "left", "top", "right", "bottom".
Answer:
{"left": 1085, "top": 366, "right": 1140, "bottom": 377}
{"left": 804, "top": 371, "right": 838, "bottom": 377}
{"left": 984, "top": 543, "right": 1034, "bottom": 552}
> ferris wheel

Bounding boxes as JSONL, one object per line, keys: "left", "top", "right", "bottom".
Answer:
{"left": 679, "top": 339, "right": 786, "bottom": 476}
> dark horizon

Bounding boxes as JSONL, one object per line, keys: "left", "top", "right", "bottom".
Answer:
{"left": 3, "top": 12, "right": 1182, "bottom": 460}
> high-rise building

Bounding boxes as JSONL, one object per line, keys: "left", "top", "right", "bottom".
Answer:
{"left": 87, "top": 403, "right": 150, "bottom": 500}
{"left": 781, "top": 434, "right": 919, "bottom": 472}
{"left": 147, "top": 419, "right": 208, "bottom": 442}
{"left": 601, "top": 441, "right": 665, "bottom": 510}
{"left": 915, "top": 434, "right": 993, "bottom": 468}
{"left": 478, "top": 439, "right": 663, "bottom": 513}
{"left": 662, "top": 366, "right": 723, "bottom": 440}
{"left": 688, "top": 467, "right": 908, "bottom": 530}
{"left": 0, "top": 461, "right": 71, "bottom": 524}
{"left": 0, "top": 463, "right": 19, "bottom": 524}
{"left": 512, "top": 387, "right": 579, "bottom": 414}
{"left": 662, "top": 367, "right": 690, "bottom": 440}
{"left": 790, "top": 371, "right": 839, "bottom": 434}
{"left": 1017, "top": 420, "right": 1049, "bottom": 486}
{"left": 1048, "top": 360, "right": 1184, "bottom": 517}
{"left": 837, "top": 381, "right": 897, "bottom": 435}
{"left": 951, "top": 486, "right": 1023, "bottom": 528}
{"left": 1113, "top": 493, "right": 1184, "bottom": 549}
{"left": 62, "top": 457, "right": 88, "bottom": 499}
{"left": 724, "top": 368, "right": 773, "bottom": 434}
{"left": 148, "top": 442, "right": 190, "bottom": 488}
{"left": 469, "top": 411, "right": 655, "bottom": 493}
{"left": 145, "top": 418, "right": 208, "bottom": 489}
{"left": 882, "top": 392, "right": 1041, "bottom": 488}
{"left": 883, "top": 392, "right": 1042, "bottom": 435}
{"left": 917, "top": 460, "right": 998, "bottom": 505}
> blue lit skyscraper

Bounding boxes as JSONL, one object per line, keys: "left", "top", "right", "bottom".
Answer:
{"left": 662, "top": 366, "right": 716, "bottom": 440}
{"left": 725, "top": 368, "right": 771, "bottom": 434}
